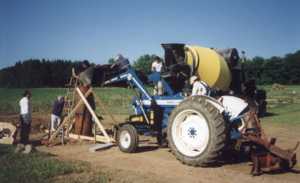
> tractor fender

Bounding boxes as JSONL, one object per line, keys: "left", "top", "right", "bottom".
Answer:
{"left": 218, "top": 95, "right": 248, "bottom": 120}
{"left": 189, "top": 95, "right": 225, "bottom": 113}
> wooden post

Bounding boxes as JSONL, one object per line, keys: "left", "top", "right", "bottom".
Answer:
{"left": 76, "top": 88, "right": 111, "bottom": 143}
{"left": 48, "top": 88, "right": 93, "bottom": 143}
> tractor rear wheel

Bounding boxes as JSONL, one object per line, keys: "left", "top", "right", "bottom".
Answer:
{"left": 167, "top": 96, "right": 227, "bottom": 166}
{"left": 117, "top": 124, "right": 139, "bottom": 153}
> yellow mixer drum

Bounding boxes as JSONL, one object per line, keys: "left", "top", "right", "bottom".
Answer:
{"left": 185, "top": 45, "right": 231, "bottom": 91}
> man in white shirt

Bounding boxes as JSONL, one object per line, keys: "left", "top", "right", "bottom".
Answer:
{"left": 19, "top": 90, "right": 32, "bottom": 145}
{"left": 190, "top": 76, "right": 209, "bottom": 96}
{"left": 151, "top": 56, "right": 164, "bottom": 95}
{"left": 151, "top": 56, "right": 163, "bottom": 73}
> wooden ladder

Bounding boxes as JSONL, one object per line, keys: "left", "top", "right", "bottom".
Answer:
{"left": 63, "top": 76, "right": 79, "bottom": 117}
{"left": 48, "top": 77, "right": 79, "bottom": 144}
{"left": 61, "top": 76, "right": 80, "bottom": 136}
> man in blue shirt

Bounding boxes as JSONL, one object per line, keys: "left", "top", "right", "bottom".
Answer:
{"left": 50, "top": 96, "right": 65, "bottom": 131}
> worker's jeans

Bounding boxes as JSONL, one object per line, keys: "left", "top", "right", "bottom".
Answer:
{"left": 20, "top": 114, "right": 31, "bottom": 145}
{"left": 51, "top": 114, "right": 61, "bottom": 131}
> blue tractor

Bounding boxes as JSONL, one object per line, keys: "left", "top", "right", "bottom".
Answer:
{"left": 104, "top": 49, "right": 248, "bottom": 166}
{"left": 102, "top": 44, "right": 296, "bottom": 173}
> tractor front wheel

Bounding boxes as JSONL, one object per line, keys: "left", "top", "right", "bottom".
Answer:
{"left": 117, "top": 124, "right": 139, "bottom": 153}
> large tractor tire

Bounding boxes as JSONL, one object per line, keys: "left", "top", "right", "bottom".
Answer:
{"left": 167, "top": 96, "right": 227, "bottom": 166}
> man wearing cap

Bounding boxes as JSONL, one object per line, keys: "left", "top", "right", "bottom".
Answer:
{"left": 50, "top": 96, "right": 65, "bottom": 131}
{"left": 190, "top": 76, "right": 210, "bottom": 96}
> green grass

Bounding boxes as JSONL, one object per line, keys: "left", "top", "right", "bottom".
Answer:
{"left": 258, "top": 85, "right": 300, "bottom": 124}
{"left": 258, "top": 84, "right": 300, "bottom": 93}
{"left": 93, "top": 87, "right": 135, "bottom": 114}
{"left": 0, "top": 88, "right": 66, "bottom": 113}
{"left": 0, "top": 145, "right": 108, "bottom": 183}
{"left": 0, "top": 87, "right": 134, "bottom": 114}
{"left": 262, "top": 103, "right": 300, "bottom": 124}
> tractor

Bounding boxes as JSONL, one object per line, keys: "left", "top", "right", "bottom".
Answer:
{"left": 101, "top": 43, "right": 297, "bottom": 174}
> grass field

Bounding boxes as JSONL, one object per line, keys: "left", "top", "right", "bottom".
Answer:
{"left": 0, "top": 145, "right": 108, "bottom": 183}
{"left": 0, "top": 85, "right": 300, "bottom": 124}
{"left": 0, "top": 87, "right": 135, "bottom": 114}
{"left": 257, "top": 85, "right": 300, "bottom": 124}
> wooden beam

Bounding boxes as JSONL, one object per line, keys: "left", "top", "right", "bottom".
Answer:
{"left": 95, "top": 135, "right": 114, "bottom": 143}
{"left": 76, "top": 88, "right": 111, "bottom": 143}
{"left": 69, "top": 133, "right": 94, "bottom": 141}
{"left": 68, "top": 133, "right": 114, "bottom": 143}
{"left": 48, "top": 88, "right": 92, "bottom": 143}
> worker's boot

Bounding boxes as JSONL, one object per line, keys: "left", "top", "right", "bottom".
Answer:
{"left": 22, "top": 144, "right": 32, "bottom": 154}
{"left": 14, "top": 143, "right": 25, "bottom": 153}
{"left": 157, "top": 132, "right": 168, "bottom": 148}
{"left": 251, "top": 153, "right": 262, "bottom": 176}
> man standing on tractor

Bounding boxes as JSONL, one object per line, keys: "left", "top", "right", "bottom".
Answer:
{"left": 151, "top": 56, "right": 163, "bottom": 73}
{"left": 151, "top": 56, "right": 164, "bottom": 95}
{"left": 190, "top": 76, "right": 210, "bottom": 96}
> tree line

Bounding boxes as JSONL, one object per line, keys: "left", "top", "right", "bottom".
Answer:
{"left": 0, "top": 59, "right": 81, "bottom": 88}
{"left": 0, "top": 50, "right": 299, "bottom": 88}
{"left": 243, "top": 50, "right": 300, "bottom": 85}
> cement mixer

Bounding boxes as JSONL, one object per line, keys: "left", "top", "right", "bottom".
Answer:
{"left": 161, "top": 43, "right": 266, "bottom": 116}
{"left": 185, "top": 45, "right": 232, "bottom": 90}
{"left": 162, "top": 44, "right": 242, "bottom": 93}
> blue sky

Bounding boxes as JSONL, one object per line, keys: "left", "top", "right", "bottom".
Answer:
{"left": 1, "top": 0, "right": 300, "bottom": 68}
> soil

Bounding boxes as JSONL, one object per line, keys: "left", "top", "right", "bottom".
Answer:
{"left": 1, "top": 113, "right": 300, "bottom": 183}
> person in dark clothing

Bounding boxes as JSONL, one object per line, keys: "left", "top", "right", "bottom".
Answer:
{"left": 50, "top": 96, "right": 65, "bottom": 131}
{"left": 72, "top": 60, "right": 95, "bottom": 86}
{"left": 110, "top": 54, "right": 130, "bottom": 72}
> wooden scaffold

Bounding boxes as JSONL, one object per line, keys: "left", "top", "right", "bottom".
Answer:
{"left": 47, "top": 86, "right": 116, "bottom": 151}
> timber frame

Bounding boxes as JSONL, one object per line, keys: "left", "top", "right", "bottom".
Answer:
{"left": 48, "top": 87, "right": 115, "bottom": 145}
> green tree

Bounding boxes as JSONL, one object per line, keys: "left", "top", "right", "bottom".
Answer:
{"left": 244, "top": 56, "right": 265, "bottom": 83}
{"left": 284, "top": 51, "right": 300, "bottom": 84}
{"left": 261, "top": 57, "right": 284, "bottom": 84}
{"left": 133, "top": 54, "right": 160, "bottom": 74}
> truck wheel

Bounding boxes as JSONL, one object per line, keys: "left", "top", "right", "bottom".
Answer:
{"left": 117, "top": 124, "right": 139, "bottom": 153}
{"left": 167, "top": 96, "right": 227, "bottom": 166}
